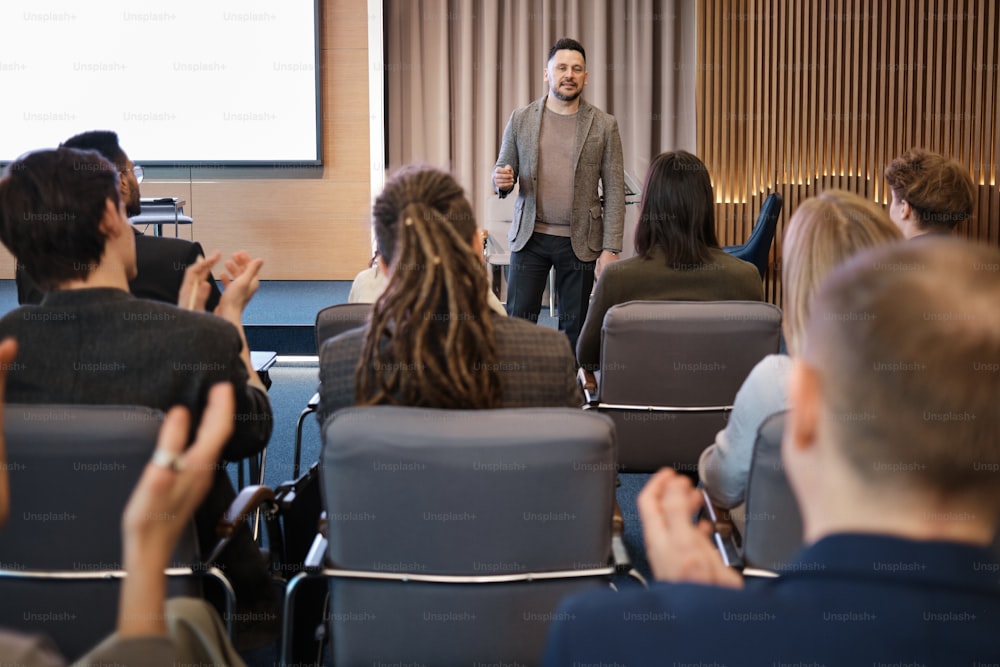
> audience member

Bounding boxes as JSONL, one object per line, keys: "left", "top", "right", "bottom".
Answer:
{"left": 347, "top": 251, "right": 390, "bottom": 303}
{"left": 699, "top": 190, "right": 901, "bottom": 515}
{"left": 0, "top": 147, "right": 275, "bottom": 649}
{"left": 349, "top": 241, "right": 508, "bottom": 315}
{"left": 15, "top": 131, "right": 222, "bottom": 311}
{"left": 319, "top": 164, "right": 582, "bottom": 423}
{"left": 576, "top": 150, "right": 763, "bottom": 369}
{"left": 544, "top": 237, "right": 1000, "bottom": 665}
{"left": 884, "top": 148, "right": 975, "bottom": 239}
{"left": 0, "top": 340, "right": 245, "bottom": 667}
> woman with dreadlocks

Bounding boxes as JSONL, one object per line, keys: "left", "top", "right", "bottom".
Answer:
{"left": 317, "top": 165, "right": 582, "bottom": 423}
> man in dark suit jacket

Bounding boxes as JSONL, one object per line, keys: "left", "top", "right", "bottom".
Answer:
{"left": 0, "top": 146, "right": 275, "bottom": 649}
{"left": 15, "top": 131, "right": 222, "bottom": 311}
{"left": 544, "top": 238, "right": 1000, "bottom": 665}
{"left": 492, "top": 38, "right": 625, "bottom": 352}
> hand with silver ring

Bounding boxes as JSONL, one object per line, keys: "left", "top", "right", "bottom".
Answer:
{"left": 150, "top": 449, "right": 185, "bottom": 472}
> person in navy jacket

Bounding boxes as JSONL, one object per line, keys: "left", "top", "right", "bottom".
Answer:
{"left": 544, "top": 237, "right": 1000, "bottom": 666}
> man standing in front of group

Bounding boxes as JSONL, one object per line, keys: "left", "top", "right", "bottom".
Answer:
{"left": 493, "top": 38, "right": 625, "bottom": 352}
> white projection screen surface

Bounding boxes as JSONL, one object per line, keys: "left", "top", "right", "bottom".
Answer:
{"left": 0, "top": 0, "right": 320, "bottom": 165}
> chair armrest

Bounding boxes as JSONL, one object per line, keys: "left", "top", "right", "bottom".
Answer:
{"left": 217, "top": 485, "right": 276, "bottom": 539}
{"left": 699, "top": 489, "right": 743, "bottom": 570}
{"left": 577, "top": 368, "right": 599, "bottom": 403}
{"left": 611, "top": 500, "right": 630, "bottom": 571}
{"left": 304, "top": 533, "right": 329, "bottom": 570}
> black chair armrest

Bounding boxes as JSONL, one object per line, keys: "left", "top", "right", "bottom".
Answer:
{"left": 577, "top": 368, "right": 599, "bottom": 404}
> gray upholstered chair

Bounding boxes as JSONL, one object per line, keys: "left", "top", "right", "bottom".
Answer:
{"left": 0, "top": 404, "right": 246, "bottom": 660}
{"left": 742, "top": 411, "right": 804, "bottom": 573}
{"left": 584, "top": 300, "right": 782, "bottom": 472}
{"left": 282, "top": 406, "right": 622, "bottom": 665}
{"left": 292, "top": 302, "right": 374, "bottom": 478}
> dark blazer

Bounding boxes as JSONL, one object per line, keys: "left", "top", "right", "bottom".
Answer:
{"left": 0, "top": 288, "right": 274, "bottom": 606}
{"left": 494, "top": 97, "right": 626, "bottom": 261}
{"left": 15, "top": 229, "right": 221, "bottom": 311}
{"left": 544, "top": 534, "right": 1000, "bottom": 666}
{"left": 317, "top": 312, "right": 584, "bottom": 425}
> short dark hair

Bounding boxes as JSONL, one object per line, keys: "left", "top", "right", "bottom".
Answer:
{"left": 548, "top": 38, "right": 586, "bottom": 64}
{"left": 61, "top": 130, "right": 129, "bottom": 172}
{"left": 0, "top": 148, "right": 120, "bottom": 289}
{"left": 634, "top": 150, "right": 718, "bottom": 268}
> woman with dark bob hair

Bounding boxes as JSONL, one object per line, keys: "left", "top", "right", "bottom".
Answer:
{"left": 576, "top": 150, "right": 763, "bottom": 369}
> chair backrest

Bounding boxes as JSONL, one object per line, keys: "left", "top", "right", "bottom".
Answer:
{"left": 320, "top": 406, "right": 617, "bottom": 665}
{"left": 597, "top": 300, "right": 782, "bottom": 472}
{"left": 742, "top": 411, "right": 804, "bottom": 571}
{"left": 0, "top": 404, "right": 200, "bottom": 659}
{"left": 314, "top": 303, "right": 373, "bottom": 352}
{"left": 723, "top": 192, "right": 783, "bottom": 278}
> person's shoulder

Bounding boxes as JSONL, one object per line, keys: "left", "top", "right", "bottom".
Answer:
{"left": 605, "top": 254, "right": 644, "bottom": 275}
{"left": 0, "top": 629, "right": 66, "bottom": 667}
{"left": 512, "top": 97, "right": 545, "bottom": 117}
{"left": 0, "top": 306, "right": 27, "bottom": 328}
{"left": 742, "top": 354, "right": 794, "bottom": 397}
{"left": 552, "top": 579, "right": 758, "bottom": 646}
{"left": 710, "top": 247, "right": 760, "bottom": 276}
{"left": 134, "top": 300, "right": 240, "bottom": 340}
{"left": 493, "top": 315, "right": 575, "bottom": 356}
{"left": 134, "top": 232, "right": 199, "bottom": 256}
{"left": 319, "top": 325, "right": 366, "bottom": 361}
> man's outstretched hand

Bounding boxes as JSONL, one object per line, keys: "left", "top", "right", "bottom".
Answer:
{"left": 638, "top": 468, "right": 743, "bottom": 588}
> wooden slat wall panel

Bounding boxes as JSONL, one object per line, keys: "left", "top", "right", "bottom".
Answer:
{"left": 700, "top": 0, "right": 1000, "bottom": 307}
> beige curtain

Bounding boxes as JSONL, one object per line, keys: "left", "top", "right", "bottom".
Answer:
{"left": 384, "top": 0, "right": 697, "bottom": 249}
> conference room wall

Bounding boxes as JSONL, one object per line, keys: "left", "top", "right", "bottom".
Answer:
{"left": 699, "top": 0, "right": 1000, "bottom": 306}
{"left": 0, "top": 0, "right": 373, "bottom": 281}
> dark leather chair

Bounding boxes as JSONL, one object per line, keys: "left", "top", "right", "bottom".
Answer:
{"left": 723, "top": 192, "right": 783, "bottom": 278}
{"left": 583, "top": 300, "right": 782, "bottom": 472}
{"left": 283, "top": 406, "right": 624, "bottom": 665}
{"left": 293, "top": 302, "right": 374, "bottom": 478}
{"left": 742, "top": 411, "right": 804, "bottom": 572}
{"left": 0, "top": 404, "right": 273, "bottom": 660}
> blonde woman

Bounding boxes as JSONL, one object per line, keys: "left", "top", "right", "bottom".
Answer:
{"left": 699, "top": 190, "right": 902, "bottom": 511}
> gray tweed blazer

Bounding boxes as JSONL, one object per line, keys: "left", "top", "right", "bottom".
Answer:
{"left": 494, "top": 96, "right": 626, "bottom": 262}
{"left": 317, "top": 313, "right": 583, "bottom": 425}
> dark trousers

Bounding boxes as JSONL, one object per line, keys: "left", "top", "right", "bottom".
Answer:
{"left": 507, "top": 232, "right": 595, "bottom": 354}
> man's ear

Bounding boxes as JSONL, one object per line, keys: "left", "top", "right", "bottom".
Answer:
{"left": 98, "top": 198, "right": 124, "bottom": 239}
{"left": 785, "top": 357, "right": 820, "bottom": 457}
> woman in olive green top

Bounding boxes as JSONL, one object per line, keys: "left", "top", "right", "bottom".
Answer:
{"left": 576, "top": 151, "right": 763, "bottom": 369}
